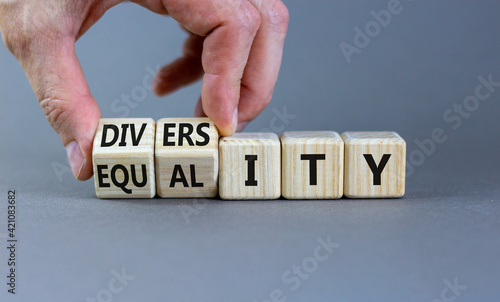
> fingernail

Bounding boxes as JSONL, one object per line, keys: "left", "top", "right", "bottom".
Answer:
{"left": 236, "top": 122, "right": 248, "bottom": 132}
{"left": 66, "top": 141, "right": 85, "bottom": 179}
{"left": 231, "top": 108, "right": 239, "bottom": 134}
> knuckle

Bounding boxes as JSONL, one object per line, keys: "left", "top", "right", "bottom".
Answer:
{"left": 266, "top": 1, "right": 289, "bottom": 32}
{"left": 1, "top": 23, "right": 32, "bottom": 58}
{"left": 1, "top": 21, "right": 53, "bottom": 61}
{"left": 40, "top": 98, "right": 70, "bottom": 134}
{"left": 0, "top": 6, "right": 34, "bottom": 57}
{"left": 235, "top": 3, "right": 261, "bottom": 36}
{"left": 0, "top": 3, "right": 76, "bottom": 59}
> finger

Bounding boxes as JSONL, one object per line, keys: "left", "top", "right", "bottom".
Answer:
{"left": 237, "top": 0, "right": 289, "bottom": 125}
{"left": 194, "top": 96, "right": 250, "bottom": 132}
{"left": 25, "top": 39, "right": 101, "bottom": 181}
{"left": 194, "top": 97, "right": 207, "bottom": 118}
{"left": 153, "top": 33, "right": 204, "bottom": 96}
{"left": 163, "top": 0, "right": 262, "bottom": 136}
{"left": 200, "top": 1, "right": 261, "bottom": 136}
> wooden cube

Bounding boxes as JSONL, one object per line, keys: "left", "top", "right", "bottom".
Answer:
{"left": 341, "top": 132, "right": 406, "bottom": 198}
{"left": 92, "top": 118, "right": 156, "bottom": 198}
{"left": 219, "top": 133, "right": 281, "bottom": 200}
{"left": 281, "top": 131, "right": 344, "bottom": 199}
{"left": 155, "top": 118, "right": 219, "bottom": 198}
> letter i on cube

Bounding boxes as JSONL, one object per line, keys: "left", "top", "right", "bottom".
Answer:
{"left": 219, "top": 133, "right": 281, "bottom": 200}
{"left": 93, "top": 118, "right": 156, "bottom": 198}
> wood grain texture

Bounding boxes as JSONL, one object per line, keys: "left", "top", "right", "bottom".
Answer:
{"left": 219, "top": 133, "right": 281, "bottom": 200}
{"left": 155, "top": 118, "right": 219, "bottom": 198}
{"left": 92, "top": 118, "right": 156, "bottom": 198}
{"left": 341, "top": 131, "right": 406, "bottom": 198}
{"left": 281, "top": 131, "right": 344, "bottom": 199}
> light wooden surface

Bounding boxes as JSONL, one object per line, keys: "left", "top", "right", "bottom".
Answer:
{"left": 155, "top": 118, "right": 219, "bottom": 198}
{"left": 219, "top": 133, "right": 281, "bottom": 200}
{"left": 92, "top": 118, "right": 156, "bottom": 198}
{"left": 281, "top": 131, "right": 344, "bottom": 199}
{"left": 341, "top": 131, "right": 406, "bottom": 198}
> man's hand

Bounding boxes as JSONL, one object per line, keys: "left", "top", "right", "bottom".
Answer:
{"left": 0, "top": 0, "right": 288, "bottom": 180}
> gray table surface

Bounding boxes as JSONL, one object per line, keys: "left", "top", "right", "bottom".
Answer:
{"left": 1, "top": 1, "right": 500, "bottom": 301}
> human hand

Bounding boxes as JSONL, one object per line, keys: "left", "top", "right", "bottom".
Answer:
{"left": 0, "top": 0, "right": 288, "bottom": 180}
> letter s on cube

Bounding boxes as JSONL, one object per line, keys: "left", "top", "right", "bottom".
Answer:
{"left": 92, "top": 118, "right": 156, "bottom": 198}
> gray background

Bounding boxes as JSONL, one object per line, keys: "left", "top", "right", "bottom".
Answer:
{"left": 1, "top": 0, "right": 500, "bottom": 301}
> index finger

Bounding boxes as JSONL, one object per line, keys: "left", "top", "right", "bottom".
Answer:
{"left": 236, "top": 0, "right": 289, "bottom": 126}
{"left": 164, "top": 0, "right": 262, "bottom": 136}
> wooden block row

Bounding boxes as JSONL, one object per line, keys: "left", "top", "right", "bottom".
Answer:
{"left": 92, "top": 118, "right": 406, "bottom": 199}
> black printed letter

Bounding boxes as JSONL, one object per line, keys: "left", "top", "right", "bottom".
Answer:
{"left": 363, "top": 154, "right": 391, "bottom": 186}
{"left": 300, "top": 154, "right": 326, "bottom": 186}
{"left": 245, "top": 155, "right": 258, "bottom": 186}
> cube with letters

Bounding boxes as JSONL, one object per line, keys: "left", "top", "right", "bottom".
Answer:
{"left": 219, "top": 133, "right": 281, "bottom": 200}
{"left": 92, "top": 118, "right": 156, "bottom": 198}
{"left": 155, "top": 118, "right": 219, "bottom": 198}
{"left": 281, "top": 131, "right": 344, "bottom": 199}
{"left": 341, "top": 131, "right": 406, "bottom": 198}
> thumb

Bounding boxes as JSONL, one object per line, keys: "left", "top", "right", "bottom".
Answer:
{"left": 29, "top": 40, "right": 100, "bottom": 180}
